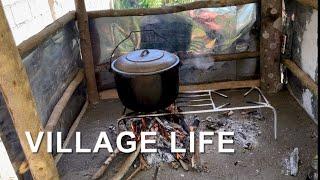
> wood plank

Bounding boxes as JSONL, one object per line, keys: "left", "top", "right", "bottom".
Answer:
{"left": 75, "top": 0, "right": 99, "bottom": 104}
{"left": 260, "top": 0, "right": 282, "bottom": 93}
{"left": 0, "top": 2, "right": 59, "bottom": 179}
{"left": 45, "top": 69, "right": 84, "bottom": 132}
{"left": 283, "top": 59, "right": 318, "bottom": 97}
{"left": 99, "top": 80, "right": 260, "bottom": 100}
{"left": 18, "top": 11, "right": 75, "bottom": 58}
{"left": 88, "top": 0, "right": 258, "bottom": 18}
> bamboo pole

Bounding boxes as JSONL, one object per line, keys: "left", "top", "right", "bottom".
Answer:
{"left": 75, "top": 0, "right": 99, "bottom": 104}
{"left": 99, "top": 80, "right": 261, "bottom": 100}
{"left": 18, "top": 11, "right": 75, "bottom": 58}
{"left": 296, "top": 0, "right": 318, "bottom": 9}
{"left": 45, "top": 69, "right": 84, "bottom": 132}
{"left": 0, "top": 2, "right": 59, "bottom": 179}
{"left": 87, "top": 0, "right": 258, "bottom": 18}
{"left": 282, "top": 59, "right": 318, "bottom": 97}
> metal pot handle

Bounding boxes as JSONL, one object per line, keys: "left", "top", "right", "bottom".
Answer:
{"left": 108, "top": 30, "right": 166, "bottom": 72}
{"left": 140, "top": 49, "right": 150, "bottom": 57}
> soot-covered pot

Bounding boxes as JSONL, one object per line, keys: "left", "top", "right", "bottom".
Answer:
{"left": 111, "top": 49, "right": 180, "bottom": 112}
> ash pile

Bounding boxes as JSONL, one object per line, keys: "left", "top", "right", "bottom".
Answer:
{"left": 204, "top": 110, "right": 263, "bottom": 150}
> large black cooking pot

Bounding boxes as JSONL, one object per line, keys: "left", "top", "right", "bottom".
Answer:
{"left": 111, "top": 49, "right": 180, "bottom": 112}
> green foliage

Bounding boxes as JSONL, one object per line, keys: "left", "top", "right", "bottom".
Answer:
{"left": 114, "top": 0, "right": 139, "bottom": 9}
{"left": 138, "top": 0, "right": 163, "bottom": 8}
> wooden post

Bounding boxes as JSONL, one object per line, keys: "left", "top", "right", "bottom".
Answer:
{"left": 0, "top": 2, "right": 59, "bottom": 179}
{"left": 75, "top": 0, "right": 99, "bottom": 104}
{"left": 260, "top": 0, "right": 282, "bottom": 93}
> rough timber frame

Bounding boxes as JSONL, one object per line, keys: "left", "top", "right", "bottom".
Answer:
{"left": 0, "top": 0, "right": 318, "bottom": 179}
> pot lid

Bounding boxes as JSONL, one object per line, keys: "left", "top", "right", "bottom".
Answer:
{"left": 111, "top": 49, "right": 179, "bottom": 75}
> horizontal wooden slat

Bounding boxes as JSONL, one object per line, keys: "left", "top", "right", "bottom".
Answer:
{"left": 17, "top": 11, "right": 76, "bottom": 58}
{"left": 177, "top": 51, "right": 260, "bottom": 62}
{"left": 95, "top": 51, "right": 260, "bottom": 72}
{"left": 88, "top": 0, "right": 258, "bottom": 18}
{"left": 99, "top": 80, "right": 260, "bottom": 100}
{"left": 282, "top": 59, "right": 318, "bottom": 97}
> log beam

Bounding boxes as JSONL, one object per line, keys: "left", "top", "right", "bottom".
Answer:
{"left": 260, "top": 0, "right": 282, "bottom": 93}
{"left": 18, "top": 11, "right": 75, "bottom": 58}
{"left": 75, "top": 0, "right": 99, "bottom": 104}
{"left": 87, "top": 0, "right": 257, "bottom": 18}
{"left": 99, "top": 80, "right": 261, "bottom": 100}
{"left": 177, "top": 51, "right": 260, "bottom": 62}
{"left": 45, "top": 69, "right": 84, "bottom": 132}
{"left": 19, "top": 75, "right": 88, "bottom": 174}
{"left": 0, "top": 2, "right": 59, "bottom": 179}
{"left": 95, "top": 51, "right": 260, "bottom": 72}
{"left": 54, "top": 99, "right": 88, "bottom": 163}
{"left": 283, "top": 59, "right": 318, "bottom": 97}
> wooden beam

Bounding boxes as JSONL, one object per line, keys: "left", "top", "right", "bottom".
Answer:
{"left": 0, "top": 2, "right": 59, "bottom": 179}
{"left": 87, "top": 0, "right": 258, "bottom": 18}
{"left": 260, "top": 0, "right": 282, "bottom": 93}
{"left": 177, "top": 51, "right": 260, "bottom": 62}
{"left": 20, "top": 95, "right": 88, "bottom": 174}
{"left": 282, "top": 59, "right": 318, "bottom": 97}
{"left": 296, "top": 0, "right": 318, "bottom": 9}
{"left": 18, "top": 11, "right": 75, "bottom": 58}
{"left": 45, "top": 69, "right": 84, "bottom": 132}
{"left": 95, "top": 51, "right": 260, "bottom": 72}
{"left": 99, "top": 80, "right": 260, "bottom": 100}
{"left": 75, "top": 0, "right": 99, "bottom": 104}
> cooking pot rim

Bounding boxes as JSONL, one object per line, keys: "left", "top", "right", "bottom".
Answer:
{"left": 111, "top": 54, "right": 180, "bottom": 76}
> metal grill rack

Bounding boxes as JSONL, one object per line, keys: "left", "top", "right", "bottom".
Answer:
{"left": 117, "top": 87, "right": 277, "bottom": 139}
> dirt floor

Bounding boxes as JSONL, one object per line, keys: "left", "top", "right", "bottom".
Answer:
{"left": 57, "top": 89, "right": 318, "bottom": 180}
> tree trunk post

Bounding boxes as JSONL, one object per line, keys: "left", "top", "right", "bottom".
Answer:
{"left": 0, "top": 2, "right": 59, "bottom": 179}
{"left": 75, "top": 0, "right": 100, "bottom": 103}
{"left": 260, "top": 0, "right": 283, "bottom": 93}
